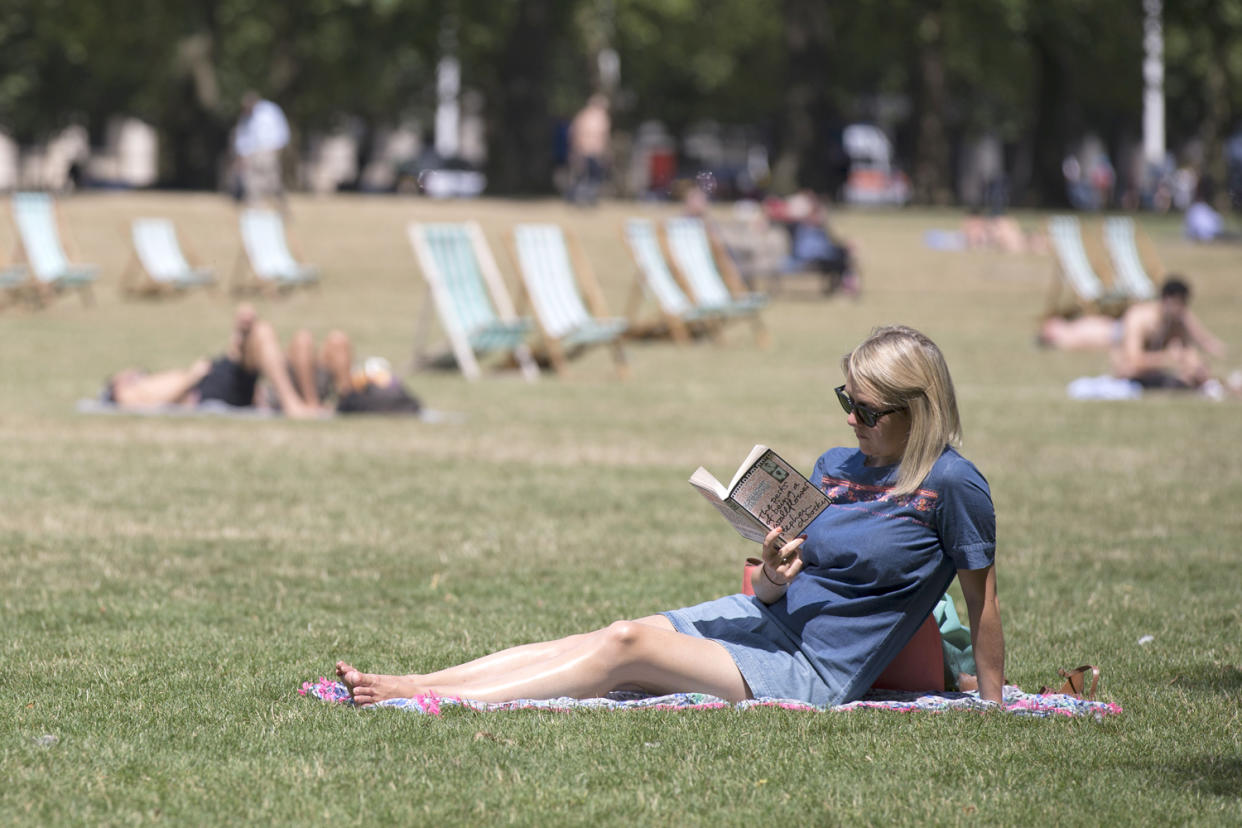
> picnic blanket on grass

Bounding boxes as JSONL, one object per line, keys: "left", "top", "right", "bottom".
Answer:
{"left": 299, "top": 678, "right": 1121, "bottom": 719}
{"left": 1066, "top": 376, "right": 1143, "bottom": 401}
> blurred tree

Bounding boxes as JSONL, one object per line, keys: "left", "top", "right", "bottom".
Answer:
{"left": 774, "top": 0, "right": 840, "bottom": 194}
{"left": 0, "top": 0, "right": 1235, "bottom": 203}
{"left": 458, "top": 0, "right": 578, "bottom": 195}
{"left": 1166, "top": 0, "right": 1242, "bottom": 202}
{"left": 912, "top": 2, "right": 952, "bottom": 205}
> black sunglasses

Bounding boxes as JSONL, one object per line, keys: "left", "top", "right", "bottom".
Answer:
{"left": 834, "top": 385, "right": 903, "bottom": 427}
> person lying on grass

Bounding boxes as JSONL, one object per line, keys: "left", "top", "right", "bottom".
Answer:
{"left": 1038, "top": 277, "right": 1228, "bottom": 392}
{"left": 337, "top": 325, "right": 1005, "bottom": 707}
{"left": 102, "top": 303, "right": 352, "bottom": 419}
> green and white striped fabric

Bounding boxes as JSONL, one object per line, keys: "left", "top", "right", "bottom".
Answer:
{"left": 664, "top": 217, "right": 766, "bottom": 316}
{"left": 513, "top": 223, "right": 626, "bottom": 346}
{"left": 132, "top": 218, "right": 214, "bottom": 287}
{"left": 239, "top": 208, "right": 319, "bottom": 286}
{"left": 1102, "top": 217, "right": 1157, "bottom": 301}
{"left": 12, "top": 192, "right": 97, "bottom": 287}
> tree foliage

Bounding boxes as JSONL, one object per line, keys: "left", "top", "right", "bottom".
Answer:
{"left": 0, "top": 0, "right": 1236, "bottom": 201}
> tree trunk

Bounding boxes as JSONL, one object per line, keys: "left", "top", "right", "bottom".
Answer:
{"left": 913, "top": 8, "right": 952, "bottom": 205}
{"left": 1200, "top": 56, "right": 1229, "bottom": 207}
{"left": 162, "top": 29, "right": 229, "bottom": 190}
{"left": 775, "top": 0, "right": 843, "bottom": 196}
{"left": 485, "top": 0, "right": 572, "bottom": 195}
{"left": 1025, "top": 24, "right": 1073, "bottom": 207}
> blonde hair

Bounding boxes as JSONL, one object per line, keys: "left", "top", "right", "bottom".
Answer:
{"left": 841, "top": 325, "right": 962, "bottom": 496}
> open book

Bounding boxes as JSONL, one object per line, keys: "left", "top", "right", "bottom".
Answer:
{"left": 689, "top": 445, "right": 830, "bottom": 545}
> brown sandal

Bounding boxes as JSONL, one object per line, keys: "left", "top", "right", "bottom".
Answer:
{"left": 1039, "top": 665, "right": 1100, "bottom": 700}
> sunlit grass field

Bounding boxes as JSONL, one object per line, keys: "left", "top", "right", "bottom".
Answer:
{"left": 2, "top": 193, "right": 1240, "bottom": 825}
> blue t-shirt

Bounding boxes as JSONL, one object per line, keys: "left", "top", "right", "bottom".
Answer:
{"left": 763, "top": 445, "right": 995, "bottom": 704}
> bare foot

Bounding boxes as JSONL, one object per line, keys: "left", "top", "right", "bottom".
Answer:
{"left": 335, "top": 661, "right": 423, "bottom": 705}
{"left": 284, "top": 403, "right": 332, "bottom": 420}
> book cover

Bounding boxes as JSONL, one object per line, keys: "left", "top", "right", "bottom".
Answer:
{"left": 689, "top": 445, "right": 830, "bottom": 545}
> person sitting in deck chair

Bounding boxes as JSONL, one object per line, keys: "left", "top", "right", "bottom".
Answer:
{"left": 763, "top": 190, "right": 859, "bottom": 295}
{"left": 102, "top": 304, "right": 351, "bottom": 419}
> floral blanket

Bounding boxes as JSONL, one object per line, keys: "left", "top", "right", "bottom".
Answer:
{"left": 299, "top": 678, "right": 1122, "bottom": 719}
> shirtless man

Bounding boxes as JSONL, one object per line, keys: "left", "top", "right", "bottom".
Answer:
{"left": 103, "top": 304, "right": 351, "bottom": 418}
{"left": 1039, "top": 276, "right": 1225, "bottom": 371}
{"left": 1109, "top": 277, "right": 1226, "bottom": 388}
{"left": 567, "top": 94, "right": 611, "bottom": 205}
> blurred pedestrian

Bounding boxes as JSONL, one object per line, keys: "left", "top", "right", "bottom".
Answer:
{"left": 566, "top": 94, "right": 610, "bottom": 205}
{"left": 232, "top": 91, "right": 290, "bottom": 208}
{"left": 1184, "top": 177, "right": 1240, "bottom": 242}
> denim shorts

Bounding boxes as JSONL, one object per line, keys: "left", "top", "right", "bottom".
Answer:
{"left": 663, "top": 593, "right": 833, "bottom": 706}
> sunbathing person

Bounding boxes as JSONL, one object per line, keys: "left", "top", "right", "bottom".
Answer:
{"left": 336, "top": 325, "right": 1004, "bottom": 707}
{"left": 1110, "top": 277, "right": 1226, "bottom": 389}
{"left": 961, "top": 211, "right": 1046, "bottom": 254}
{"left": 1039, "top": 277, "right": 1226, "bottom": 389}
{"left": 103, "top": 304, "right": 352, "bottom": 418}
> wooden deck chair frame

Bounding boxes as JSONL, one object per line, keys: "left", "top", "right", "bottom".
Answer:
{"left": 662, "top": 216, "right": 770, "bottom": 347}
{"left": 621, "top": 218, "right": 713, "bottom": 343}
{"left": 120, "top": 217, "right": 216, "bottom": 298}
{"left": 9, "top": 192, "right": 98, "bottom": 307}
{"left": 230, "top": 208, "right": 320, "bottom": 296}
{"left": 1046, "top": 215, "right": 1127, "bottom": 318}
{"left": 0, "top": 259, "right": 29, "bottom": 311}
{"left": 712, "top": 216, "right": 789, "bottom": 294}
{"left": 508, "top": 223, "right": 629, "bottom": 378}
{"left": 408, "top": 221, "right": 539, "bottom": 382}
{"left": 1102, "top": 216, "right": 1160, "bottom": 301}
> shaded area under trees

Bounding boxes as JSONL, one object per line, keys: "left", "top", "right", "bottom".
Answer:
{"left": 0, "top": 0, "right": 1238, "bottom": 204}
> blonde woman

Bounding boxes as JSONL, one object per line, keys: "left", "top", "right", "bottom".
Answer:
{"left": 337, "top": 325, "right": 1005, "bottom": 706}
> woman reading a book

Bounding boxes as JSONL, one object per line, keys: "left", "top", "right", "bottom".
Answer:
{"left": 336, "top": 325, "right": 1005, "bottom": 706}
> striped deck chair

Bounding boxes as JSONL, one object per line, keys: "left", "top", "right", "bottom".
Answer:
{"left": 1102, "top": 217, "right": 1158, "bottom": 301}
{"left": 232, "top": 208, "right": 319, "bottom": 294}
{"left": 664, "top": 216, "right": 768, "bottom": 344}
{"left": 1047, "top": 216, "right": 1127, "bottom": 316}
{"left": 408, "top": 221, "right": 538, "bottom": 381}
{"left": 122, "top": 218, "right": 215, "bottom": 297}
{"left": 511, "top": 223, "right": 628, "bottom": 377}
{"left": 622, "top": 218, "right": 717, "bottom": 342}
{"left": 11, "top": 192, "right": 98, "bottom": 305}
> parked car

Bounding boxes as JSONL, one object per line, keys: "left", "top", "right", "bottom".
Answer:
{"left": 394, "top": 151, "right": 486, "bottom": 198}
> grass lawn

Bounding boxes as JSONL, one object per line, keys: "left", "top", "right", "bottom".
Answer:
{"left": 2, "top": 193, "right": 1240, "bottom": 825}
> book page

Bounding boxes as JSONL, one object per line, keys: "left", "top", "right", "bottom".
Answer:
{"left": 689, "top": 482, "right": 771, "bottom": 542}
{"left": 726, "top": 444, "right": 774, "bottom": 491}
{"left": 728, "top": 449, "right": 829, "bottom": 540}
{"left": 688, "top": 466, "right": 728, "bottom": 500}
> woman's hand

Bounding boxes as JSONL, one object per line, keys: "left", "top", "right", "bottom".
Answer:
{"left": 760, "top": 526, "right": 805, "bottom": 586}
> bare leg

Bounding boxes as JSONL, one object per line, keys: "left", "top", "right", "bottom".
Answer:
{"left": 240, "top": 319, "right": 322, "bottom": 419}
{"left": 320, "top": 330, "right": 353, "bottom": 396}
{"left": 336, "top": 615, "right": 749, "bottom": 706}
{"left": 226, "top": 303, "right": 257, "bottom": 362}
{"left": 113, "top": 360, "right": 211, "bottom": 408}
{"left": 339, "top": 633, "right": 594, "bottom": 694}
{"left": 350, "top": 614, "right": 673, "bottom": 691}
{"left": 286, "top": 329, "right": 321, "bottom": 407}
{"left": 1040, "top": 315, "right": 1118, "bottom": 350}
